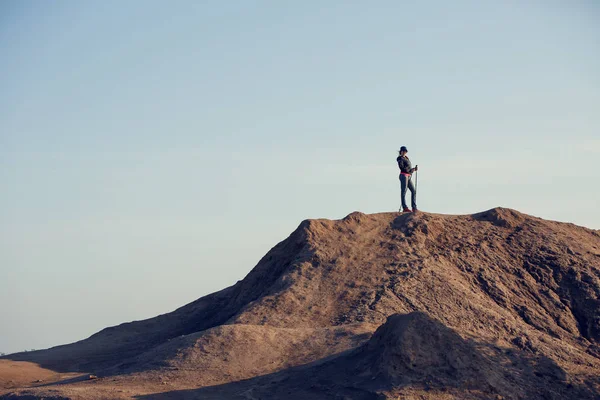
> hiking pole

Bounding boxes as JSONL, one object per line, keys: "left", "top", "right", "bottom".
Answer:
{"left": 415, "top": 165, "right": 418, "bottom": 193}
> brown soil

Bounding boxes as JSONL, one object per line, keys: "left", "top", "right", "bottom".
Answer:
{"left": 2, "top": 207, "right": 599, "bottom": 399}
{"left": 0, "top": 360, "right": 84, "bottom": 392}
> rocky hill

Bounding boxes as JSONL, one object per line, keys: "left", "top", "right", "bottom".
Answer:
{"left": 1, "top": 208, "right": 599, "bottom": 399}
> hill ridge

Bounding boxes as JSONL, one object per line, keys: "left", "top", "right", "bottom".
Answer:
{"left": 2, "top": 207, "right": 599, "bottom": 399}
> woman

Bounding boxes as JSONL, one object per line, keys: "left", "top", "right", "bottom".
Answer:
{"left": 397, "top": 146, "right": 418, "bottom": 212}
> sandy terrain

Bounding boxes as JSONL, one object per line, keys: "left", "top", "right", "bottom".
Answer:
{"left": 1, "top": 207, "right": 599, "bottom": 399}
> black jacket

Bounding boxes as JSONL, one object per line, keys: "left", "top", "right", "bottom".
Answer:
{"left": 397, "top": 155, "right": 413, "bottom": 174}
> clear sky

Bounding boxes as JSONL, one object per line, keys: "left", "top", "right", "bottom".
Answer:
{"left": 1, "top": 1, "right": 598, "bottom": 354}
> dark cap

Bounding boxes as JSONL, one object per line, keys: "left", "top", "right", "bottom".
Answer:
{"left": 399, "top": 146, "right": 408, "bottom": 152}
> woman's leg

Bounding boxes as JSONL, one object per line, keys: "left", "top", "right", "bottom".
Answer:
{"left": 408, "top": 177, "right": 417, "bottom": 210}
{"left": 400, "top": 175, "right": 409, "bottom": 210}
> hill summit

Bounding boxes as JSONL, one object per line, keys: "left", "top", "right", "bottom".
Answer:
{"left": 2, "top": 208, "right": 600, "bottom": 399}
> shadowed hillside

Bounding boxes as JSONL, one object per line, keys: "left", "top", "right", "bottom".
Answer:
{"left": 2, "top": 208, "right": 599, "bottom": 399}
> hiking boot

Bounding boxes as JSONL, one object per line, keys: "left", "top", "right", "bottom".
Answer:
{"left": 402, "top": 208, "right": 412, "bottom": 213}
{"left": 413, "top": 208, "right": 419, "bottom": 213}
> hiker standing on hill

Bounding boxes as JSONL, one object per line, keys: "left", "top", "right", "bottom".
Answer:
{"left": 397, "top": 146, "right": 418, "bottom": 212}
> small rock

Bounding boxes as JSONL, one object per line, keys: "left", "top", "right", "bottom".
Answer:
{"left": 88, "top": 374, "right": 98, "bottom": 380}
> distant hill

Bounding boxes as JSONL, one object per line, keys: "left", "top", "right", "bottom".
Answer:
{"left": 2, "top": 208, "right": 599, "bottom": 399}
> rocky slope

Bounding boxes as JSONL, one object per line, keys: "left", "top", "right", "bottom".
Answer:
{"left": 2, "top": 207, "right": 599, "bottom": 399}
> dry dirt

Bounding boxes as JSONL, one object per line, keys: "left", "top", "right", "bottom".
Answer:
{"left": 1, "top": 207, "right": 599, "bottom": 399}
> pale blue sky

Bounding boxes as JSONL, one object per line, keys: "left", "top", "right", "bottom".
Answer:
{"left": 1, "top": 1, "right": 598, "bottom": 354}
